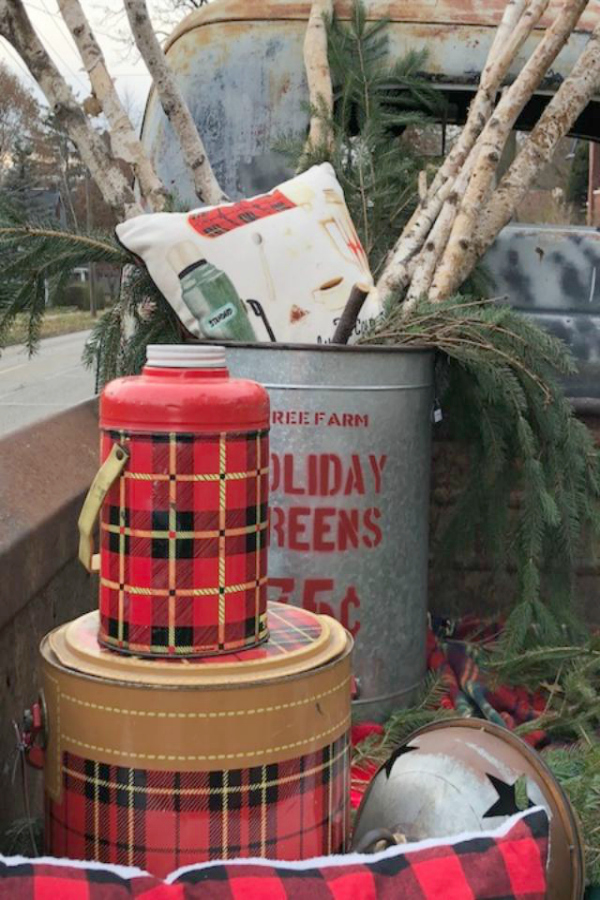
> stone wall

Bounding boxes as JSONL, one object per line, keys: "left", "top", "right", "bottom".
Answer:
{"left": 427, "top": 407, "right": 600, "bottom": 623}
{"left": 0, "top": 401, "right": 98, "bottom": 846}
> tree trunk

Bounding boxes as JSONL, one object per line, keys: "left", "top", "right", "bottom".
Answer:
{"left": 123, "top": 0, "right": 226, "bottom": 206}
{"left": 426, "top": 0, "right": 544, "bottom": 200}
{"left": 370, "top": 0, "right": 544, "bottom": 310}
{"left": 464, "top": 23, "right": 600, "bottom": 288}
{"left": 57, "top": 0, "right": 168, "bottom": 212}
{"left": 431, "top": 0, "right": 590, "bottom": 301}
{"left": 304, "top": 0, "right": 334, "bottom": 150}
{"left": 0, "top": 0, "right": 142, "bottom": 220}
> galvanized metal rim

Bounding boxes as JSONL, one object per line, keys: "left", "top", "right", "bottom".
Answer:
{"left": 353, "top": 717, "right": 585, "bottom": 900}
{"left": 351, "top": 678, "right": 425, "bottom": 708}
{"left": 205, "top": 339, "right": 433, "bottom": 355}
{"left": 262, "top": 382, "right": 432, "bottom": 391}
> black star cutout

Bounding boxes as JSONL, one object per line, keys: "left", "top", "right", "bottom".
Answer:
{"left": 482, "top": 773, "right": 524, "bottom": 818}
{"left": 384, "top": 743, "right": 418, "bottom": 778}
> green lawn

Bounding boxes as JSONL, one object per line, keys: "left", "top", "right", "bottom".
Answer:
{"left": 4, "top": 307, "right": 97, "bottom": 347}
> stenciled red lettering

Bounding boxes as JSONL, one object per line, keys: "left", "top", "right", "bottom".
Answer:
{"left": 283, "top": 454, "right": 305, "bottom": 495}
{"left": 302, "top": 578, "right": 335, "bottom": 617}
{"left": 363, "top": 507, "right": 383, "bottom": 548}
{"left": 288, "top": 506, "right": 311, "bottom": 551}
{"left": 341, "top": 586, "right": 361, "bottom": 636}
{"left": 320, "top": 454, "right": 342, "bottom": 496}
{"left": 343, "top": 455, "right": 365, "bottom": 496}
{"left": 270, "top": 506, "right": 285, "bottom": 547}
{"left": 369, "top": 454, "right": 388, "bottom": 494}
{"left": 313, "top": 507, "right": 337, "bottom": 551}
{"left": 337, "top": 509, "right": 360, "bottom": 550}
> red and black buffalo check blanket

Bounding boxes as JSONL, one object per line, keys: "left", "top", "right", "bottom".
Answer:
{"left": 351, "top": 615, "right": 550, "bottom": 809}
{"left": 0, "top": 808, "right": 548, "bottom": 898}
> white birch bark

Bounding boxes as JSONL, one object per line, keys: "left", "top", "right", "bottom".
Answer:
{"left": 304, "top": 0, "right": 334, "bottom": 150}
{"left": 432, "top": 0, "right": 590, "bottom": 301}
{"left": 57, "top": 0, "right": 168, "bottom": 212}
{"left": 123, "top": 0, "right": 226, "bottom": 206}
{"left": 426, "top": 0, "right": 544, "bottom": 200}
{"left": 0, "top": 0, "right": 142, "bottom": 220}
{"left": 445, "top": 21, "right": 600, "bottom": 297}
{"left": 405, "top": 175, "right": 469, "bottom": 307}
{"left": 405, "top": 137, "right": 487, "bottom": 308}
{"left": 367, "top": 175, "right": 454, "bottom": 309}
{"left": 370, "top": 0, "right": 543, "bottom": 309}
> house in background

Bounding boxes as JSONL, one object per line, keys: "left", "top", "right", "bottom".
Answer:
{"left": 20, "top": 188, "right": 66, "bottom": 227}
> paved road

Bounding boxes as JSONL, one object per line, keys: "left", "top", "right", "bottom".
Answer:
{"left": 0, "top": 330, "right": 95, "bottom": 437}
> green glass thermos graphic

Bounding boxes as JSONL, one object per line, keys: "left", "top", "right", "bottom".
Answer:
{"left": 168, "top": 242, "right": 257, "bottom": 341}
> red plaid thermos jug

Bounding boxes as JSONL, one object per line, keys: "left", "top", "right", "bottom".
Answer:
{"left": 78, "top": 344, "right": 270, "bottom": 657}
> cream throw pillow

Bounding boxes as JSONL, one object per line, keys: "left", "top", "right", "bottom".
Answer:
{"left": 116, "top": 163, "right": 380, "bottom": 345}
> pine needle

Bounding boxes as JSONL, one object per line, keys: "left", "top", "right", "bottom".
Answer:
{"left": 362, "top": 295, "right": 600, "bottom": 640}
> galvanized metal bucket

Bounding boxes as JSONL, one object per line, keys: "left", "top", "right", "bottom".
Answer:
{"left": 224, "top": 343, "right": 434, "bottom": 720}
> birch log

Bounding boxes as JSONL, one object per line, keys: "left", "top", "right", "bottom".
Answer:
{"left": 123, "top": 0, "right": 226, "bottom": 205}
{"left": 432, "top": 0, "right": 590, "bottom": 301}
{"left": 426, "top": 0, "right": 546, "bottom": 200}
{"left": 304, "top": 0, "right": 334, "bottom": 150}
{"left": 0, "top": 0, "right": 142, "bottom": 220}
{"left": 57, "top": 0, "right": 168, "bottom": 212}
{"left": 369, "top": 0, "right": 544, "bottom": 309}
{"left": 439, "top": 21, "right": 600, "bottom": 298}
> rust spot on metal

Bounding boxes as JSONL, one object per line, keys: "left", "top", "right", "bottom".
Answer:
{"left": 166, "top": 0, "right": 596, "bottom": 53}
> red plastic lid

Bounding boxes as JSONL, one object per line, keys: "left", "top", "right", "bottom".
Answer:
{"left": 100, "top": 345, "right": 269, "bottom": 433}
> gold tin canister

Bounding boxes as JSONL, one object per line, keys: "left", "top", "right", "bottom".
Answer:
{"left": 41, "top": 601, "right": 352, "bottom": 878}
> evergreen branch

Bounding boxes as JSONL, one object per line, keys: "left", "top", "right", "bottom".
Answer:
{"left": 0, "top": 225, "right": 127, "bottom": 260}
{"left": 362, "top": 295, "right": 600, "bottom": 633}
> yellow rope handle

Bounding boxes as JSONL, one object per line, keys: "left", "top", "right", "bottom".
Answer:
{"left": 78, "top": 443, "right": 129, "bottom": 573}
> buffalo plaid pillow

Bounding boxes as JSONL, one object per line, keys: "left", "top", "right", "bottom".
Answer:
{"left": 0, "top": 807, "right": 548, "bottom": 899}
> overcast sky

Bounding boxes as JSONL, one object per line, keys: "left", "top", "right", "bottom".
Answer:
{"left": 0, "top": 0, "right": 154, "bottom": 120}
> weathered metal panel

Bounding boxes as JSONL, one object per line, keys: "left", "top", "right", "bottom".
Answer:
{"left": 485, "top": 225, "right": 600, "bottom": 398}
{"left": 167, "top": 0, "right": 598, "bottom": 40}
{"left": 224, "top": 343, "right": 434, "bottom": 721}
{"left": 142, "top": 2, "right": 597, "bottom": 206}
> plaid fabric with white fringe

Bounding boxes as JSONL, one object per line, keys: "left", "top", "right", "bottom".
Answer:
{"left": 1, "top": 808, "right": 548, "bottom": 898}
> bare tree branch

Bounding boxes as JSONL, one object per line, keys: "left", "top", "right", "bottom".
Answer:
{"left": 304, "top": 0, "right": 333, "bottom": 151}
{"left": 0, "top": 0, "right": 143, "bottom": 220}
{"left": 122, "top": 0, "right": 226, "bottom": 205}
{"left": 426, "top": 0, "right": 541, "bottom": 199}
{"left": 57, "top": 0, "right": 168, "bottom": 212}
{"left": 441, "top": 21, "right": 600, "bottom": 298}
{"left": 370, "top": 0, "right": 546, "bottom": 309}
{"left": 431, "top": 0, "right": 590, "bottom": 300}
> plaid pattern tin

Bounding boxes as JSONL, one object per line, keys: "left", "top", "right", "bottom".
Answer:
{"left": 40, "top": 602, "right": 352, "bottom": 879}
{"left": 45, "top": 734, "right": 350, "bottom": 879}
{"left": 98, "top": 427, "right": 269, "bottom": 657}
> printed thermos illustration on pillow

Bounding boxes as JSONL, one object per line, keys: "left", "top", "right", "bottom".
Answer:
{"left": 77, "top": 344, "right": 270, "bottom": 657}
{"left": 168, "top": 242, "right": 258, "bottom": 342}
{"left": 35, "top": 602, "right": 352, "bottom": 877}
